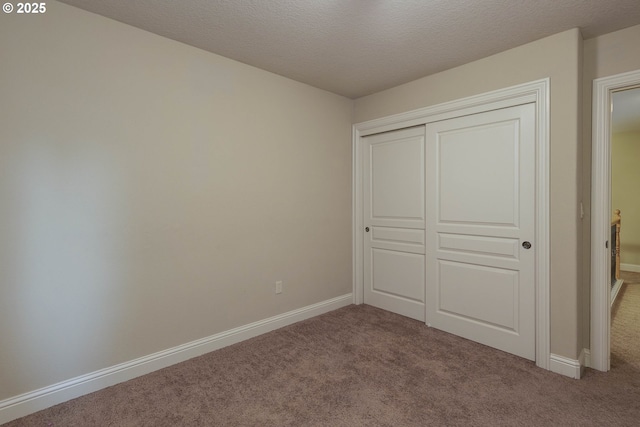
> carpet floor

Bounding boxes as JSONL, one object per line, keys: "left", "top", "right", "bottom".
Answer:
{"left": 4, "top": 301, "right": 640, "bottom": 426}
{"left": 612, "top": 271, "right": 640, "bottom": 372}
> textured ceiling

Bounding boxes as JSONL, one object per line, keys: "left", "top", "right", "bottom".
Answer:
{"left": 59, "top": 0, "right": 640, "bottom": 99}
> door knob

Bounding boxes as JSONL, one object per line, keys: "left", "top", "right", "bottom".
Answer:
{"left": 365, "top": 227, "right": 370, "bottom": 232}
{"left": 522, "top": 241, "right": 532, "bottom": 249}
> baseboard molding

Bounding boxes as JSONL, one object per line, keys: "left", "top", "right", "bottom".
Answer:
{"left": 582, "top": 348, "right": 592, "bottom": 369}
{"left": 0, "top": 294, "right": 353, "bottom": 425}
{"left": 611, "top": 279, "right": 624, "bottom": 306}
{"left": 621, "top": 263, "right": 640, "bottom": 273}
{"left": 549, "top": 353, "right": 582, "bottom": 379}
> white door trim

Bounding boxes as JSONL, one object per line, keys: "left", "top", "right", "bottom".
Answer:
{"left": 352, "top": 79, "right": 550, "bottom": 370}
{"left": 590, "top": 69, "right": 640, "bottom": 372}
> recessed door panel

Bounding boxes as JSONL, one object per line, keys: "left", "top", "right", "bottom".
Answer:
{"left": 372, "top": 227, "right": 425, "bottom": 246}
{"left": 372, "top": 248, "right": 425, "bottom": 302}
{"left": 371, "top": 138, "right": 425, "bottom": 220}
{"left": 438, "top": 234, "right": 519, "bottom": 259}
{"left": 438, "top": 260, "right": 517, "bottom": 331}
{"left": 438, "top": 121, "right": 518, "bottom": 226}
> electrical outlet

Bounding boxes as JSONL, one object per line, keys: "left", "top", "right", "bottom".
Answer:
{"left": 275, "top": 281, "right": 283, "bottom": 294}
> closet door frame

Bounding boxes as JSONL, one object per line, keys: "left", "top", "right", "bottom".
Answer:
{"left": 352, "top": 79, "right": 550, "bottom": 371}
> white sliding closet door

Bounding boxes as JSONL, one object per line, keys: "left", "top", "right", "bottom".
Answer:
{"left": 362, "top": 126, "right": 426, "bottom": 321}
{"left": 425, "top": 104, "right": 536, "bottom": 360}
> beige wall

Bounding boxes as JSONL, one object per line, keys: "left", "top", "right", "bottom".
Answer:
{"left": 612, "top": 131, "right": 640, "bottom": 266}
{"left": 355, "top": 29, "right": 584, "bottom": 359}
{"left": 581, "top": 24, "right": 640, "bottom": 349}
{"left": 0, "top": 2, "right": 353, "bottom": 400}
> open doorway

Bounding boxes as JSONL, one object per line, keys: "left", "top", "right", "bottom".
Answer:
{"left": 611, "top": 88, "right": 640, "bottom": 280}
{"left": 610, "top": 87, "right": 640, "bottom": 368}
{"left": 591, "top": 70, "right": 640, "bottom": 372}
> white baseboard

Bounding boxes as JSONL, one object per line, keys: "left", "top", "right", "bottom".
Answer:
{"left": 582, "top": 348, "right": 592, "bottom": 369}
{"left": 611, "top": 279, "right": 624, "bottom": 306}
{"left": 621, "top": 263, "right": 640, "bottom": 273}
{"left": 0, "top": 294, "right": 353, "bottom": 425}
{"left": 549, "top": 353, "right": 582, "bottom": 379}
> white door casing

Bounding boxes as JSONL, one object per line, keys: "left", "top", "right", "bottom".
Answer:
{"left": 591, "top": 69, "right": 640, "bottom": 372}
{"left": 425, "top": 104, "right": 536, "bottom": 360}
{"left": 353, "top": 79, "right": 549, "bottom": 370}
{"left": 362, "top": 127, "right": 426, "bottom": 321}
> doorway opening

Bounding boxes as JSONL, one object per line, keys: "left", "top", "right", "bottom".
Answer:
{"left": 590, "top": 70, "right": 640, "bottom": 372}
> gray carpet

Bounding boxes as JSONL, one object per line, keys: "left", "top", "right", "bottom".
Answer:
{"left": 4, "top": 303, "right": 640, "bottom": 426}
{"left": 612, "top": 271, "right": 640, "bottom": 372}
